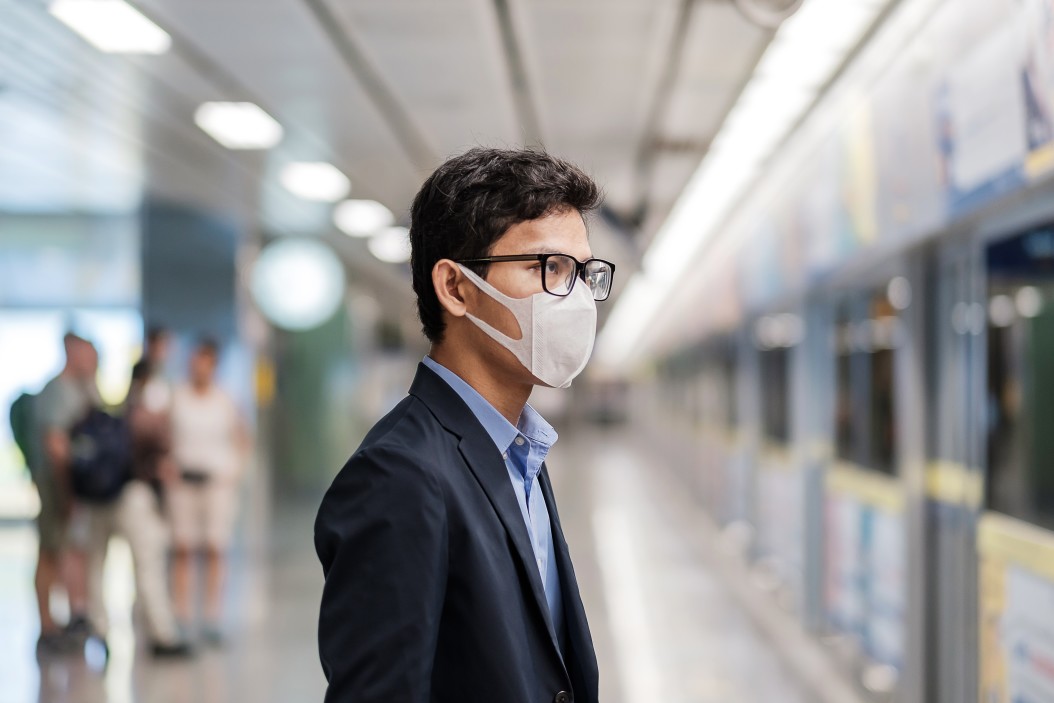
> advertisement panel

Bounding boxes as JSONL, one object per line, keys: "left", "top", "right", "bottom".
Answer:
{"left": 934, "top": 12, "right": 1029, "bottom": 216}
{"left": 978, "top": 513, "right": 1054, "bottom": 703}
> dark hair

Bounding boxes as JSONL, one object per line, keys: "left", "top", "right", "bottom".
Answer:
{"left": 409, "top": 147, "right": 602, "bottom": 344}
{"left": 146, "top": 326, "right": 168, "bottom": 346}
{"left": 195, "top": 337, "right": 220, "bottom": 359}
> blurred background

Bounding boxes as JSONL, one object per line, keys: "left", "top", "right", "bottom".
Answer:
{"left": 3, "top": 0, "right": 1054, "bottom": 701}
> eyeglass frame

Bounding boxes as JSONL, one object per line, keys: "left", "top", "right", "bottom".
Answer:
{"left": 455, "top": 253, "right": 616, "bottom": 301}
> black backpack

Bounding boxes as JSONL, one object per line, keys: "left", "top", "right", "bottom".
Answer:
{"left": 9, "top": 392, "right": 38, "bottom": 476}
{"left": 69, "top": 408, "right": 132, "bottom": 503}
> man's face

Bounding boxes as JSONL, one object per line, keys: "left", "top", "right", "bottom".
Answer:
{"left": 67, "top": 340, "right": 95, "bottom": 379}
{"left": 150, "top": 334, "right": 171, "bottom": 365}
{"left": 190, "top": 350, "right": 217, "bottom": 385}
{"left": 462, "top": 208, "right": 592, "bottom": 384}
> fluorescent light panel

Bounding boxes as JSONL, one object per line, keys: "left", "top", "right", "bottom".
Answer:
{"left": 49, "top": 0, "right": 171, "bottom": 54}
{"left": 280, "top": 162, "right": 350, "bottom": 202}
{"left": 334, "top": 199, "right": 395, "bottom": 237}
{"left": 368, "top": 226, "right": 411, "bottom": 264}
{"left": 194, "top": 102, "right": 283, "bottom": 150}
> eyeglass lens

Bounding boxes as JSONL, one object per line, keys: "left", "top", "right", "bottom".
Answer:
{"left": 543, "top": 255, "right": 612, "bottom": 300}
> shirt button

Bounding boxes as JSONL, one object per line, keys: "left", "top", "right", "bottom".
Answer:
{"left": 515, "top": 436, "right": 525, "bottom": 446}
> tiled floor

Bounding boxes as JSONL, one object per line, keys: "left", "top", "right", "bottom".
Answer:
{"left": 1, "top": 428, "right": 813, "bottom": 703}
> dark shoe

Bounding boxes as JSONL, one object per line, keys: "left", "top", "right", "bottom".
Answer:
{"left": 36, "top": 631, "right": 76, "bottom": 657}
{"left": 151, "top": 640, "right": 194, "bottom": 658}
{"left": 64, "top": 615, "right": 94, "bottom": 643}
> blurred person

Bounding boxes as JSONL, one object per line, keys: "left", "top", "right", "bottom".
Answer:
{"left": 315, "top": 149, "right": 613, "bottom": 703}
{"left": 31, "top": 333, "right": 98, "bottom": 654}
{"left": 138, "top": 326, "right": 174, "bottom": 414}
{"left": 65, "top": 355, "right": 193, "bottom": 659}
{"left": 168, "top": 338, "right": 248, "bottom": 642}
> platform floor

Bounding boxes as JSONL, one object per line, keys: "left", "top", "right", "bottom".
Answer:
{"left": 1, "top": 428, "right": 818, "bottom": 703}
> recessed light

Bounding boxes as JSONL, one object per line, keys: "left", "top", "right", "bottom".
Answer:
{"left": 194, "top": 102, "right": 283, "bottom": 150}
{"left": 368, "top": 226, "right": 411, "bottom": 264}
{"left": 280, "top": 162, "right": 350, "bottom": 202}
{"left": 49, "top": 0, "right": 171, "bottom": 54}
{"left": 334, "top": 199, "right": 395, "bottom": 237}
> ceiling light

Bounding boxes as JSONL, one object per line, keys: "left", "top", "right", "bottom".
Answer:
{"left": 280, "top": 162, "right": 350, "bottom": 202}
{"left": 367, "top": 226, "right": 411, "bottom": 264}
{"left": 49, "top": 0, "right": 171, "bottom": 54}
{"left": 334, "top": 199, "right": 395, "bottom": 237}
{"left": 251, "top": 239, "right": 346, "bottom": 331}
{"left": 194, "top": 102, "right": 283, "bottom": 150}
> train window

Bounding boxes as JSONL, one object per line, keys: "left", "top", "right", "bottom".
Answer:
{"left": 834, "top": 289, "right": 899, "bottom": 474}
{"left": 695, "top": 336, "right": 737, "bottom": 432}
{"left": 755, "top": 316, "right": 797, "bottom": 445}
{"left": 986, "top": 226, "right": 1054, "bottom": 530}
{"left": 760, "top": 347, "right": 789, "bottom": 444}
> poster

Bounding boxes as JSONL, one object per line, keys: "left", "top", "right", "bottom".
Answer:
{"left": 826, "top": 494, "right": 865, "bottom": 636}
{"left": 866, "top": 508, "right": 907, "bottom": 667}
{"left": 935, "top": 14, "right": 1029, "bottom": 216}
{"left": 1023, "top": 0, "right": 1054, "bottom": 177}
{"left": 979, "top": 513, "right": 1054, "bottom": 703}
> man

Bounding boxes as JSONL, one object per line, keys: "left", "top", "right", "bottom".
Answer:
{"left": 32, "top": 333, "right": 98, "bottom": 653}
{"left": 66, "top": 341, "right": 191, "bottom": 657}
{"left": 315, "top": 148, "right": 616, "bottom": 702}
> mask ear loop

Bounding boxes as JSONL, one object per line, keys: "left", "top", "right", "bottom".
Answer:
{"left": 457, "top": 265, "right": 530, "bottom": 347}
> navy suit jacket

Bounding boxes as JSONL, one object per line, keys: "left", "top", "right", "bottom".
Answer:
{"left": 314, "top": 363, "right": 599, "bottom": 703}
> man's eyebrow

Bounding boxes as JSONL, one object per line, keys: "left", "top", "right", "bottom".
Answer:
{"left": 519, "top": 246, "right": 564, "bottom": 255}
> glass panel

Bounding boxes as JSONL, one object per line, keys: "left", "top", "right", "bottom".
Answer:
{"left": 986, "top": 225, "right": 1054, "bottom": 529}
{"left": 833, "top": 287, "right": 899, "bottom": 474}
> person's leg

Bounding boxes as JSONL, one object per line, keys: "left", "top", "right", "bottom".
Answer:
{"left": 203, "top": 545, "right": 225, "bottom": 629}
{"left": 33, "top": 477, "right": 65, "bottom": 639}
{"left": 167, "top": 481, "right": 197, "bottom": 624}
{"left": 63, "top": 504, "right": 93, "bottom": 631}
{"left": 115, "top": 482, "right": 183, "bottom": 647}
{"left": 35, "top": 550, "right": 59, "bottom": 633}
{"left": 203, "top": 481, "right": 237, "bottom": 637}
{"left": 81, "top": 504, "right": 113, "bottom": 639}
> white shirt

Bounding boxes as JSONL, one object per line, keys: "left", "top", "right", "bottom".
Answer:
{"left": 171, "top": 384, "right": 240, "bottom": 478}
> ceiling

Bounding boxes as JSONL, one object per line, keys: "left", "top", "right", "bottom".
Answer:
{"left": 0, "top": 0, "right": 772, "bottom": 311}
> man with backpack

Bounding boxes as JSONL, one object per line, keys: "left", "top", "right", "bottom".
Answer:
{"left": 65, "top": 337, "right": 191, "bottom": 658}
{"left": 31, "top": 332, "right": 100, "bottom": 654}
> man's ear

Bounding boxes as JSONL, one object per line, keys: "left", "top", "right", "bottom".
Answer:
{"left": 432, "top": 260, "right": 470, "bottom": 318}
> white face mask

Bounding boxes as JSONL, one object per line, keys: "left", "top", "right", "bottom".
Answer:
{"left": 457, "top": 264, "right": 597, "bottom": 388}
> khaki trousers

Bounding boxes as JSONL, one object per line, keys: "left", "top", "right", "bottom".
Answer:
{"left": 75, "top": 480, "right": 179, "bottom": 645}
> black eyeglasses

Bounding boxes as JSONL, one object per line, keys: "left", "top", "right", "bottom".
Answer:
{"left": 456, "top": 254, "right": 616, "bottom": 301}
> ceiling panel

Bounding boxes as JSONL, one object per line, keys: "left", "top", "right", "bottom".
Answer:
{"left": 324, "top": 0, "right": 520, "bottom": 156}
{"left": 133, "top": 0, "right": 423, "bottom": 210}
{"left": 2, "top": 0, "right": 778, "bottom": 319}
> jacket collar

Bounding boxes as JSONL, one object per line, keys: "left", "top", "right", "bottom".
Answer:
{"left": 408, "top": 363, "right": 569, "bottom": 670}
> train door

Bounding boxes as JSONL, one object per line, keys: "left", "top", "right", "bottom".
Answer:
{"left": 975, "top": 223, "right": 1054, "bottom": 703}
{"left": 822, "top": 262, "right": 921, "bottom": 701}
{"left": 753, "top": 308, "right": 805, "bottom": 611}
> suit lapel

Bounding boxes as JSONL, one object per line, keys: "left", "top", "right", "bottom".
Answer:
{"left": 539, "top": 465, "right": 598, "bottom": 697}
{"left": 409, "top": 364, "right": 567, "bottom": 669}
{"left": 456, "top": 428, "right": 566, "bottom": 664}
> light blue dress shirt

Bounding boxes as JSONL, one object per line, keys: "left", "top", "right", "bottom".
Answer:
{"left": 422, "top": 356, "right": 564, "bottom": 643}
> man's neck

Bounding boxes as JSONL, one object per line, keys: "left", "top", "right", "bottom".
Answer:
{"left": 428, "top": 345, "right": 531, "bottom": 426}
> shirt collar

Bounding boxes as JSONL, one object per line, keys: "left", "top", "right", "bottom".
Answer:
{"left": 421, "top": 356, "right": 557, "bottom": 453}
